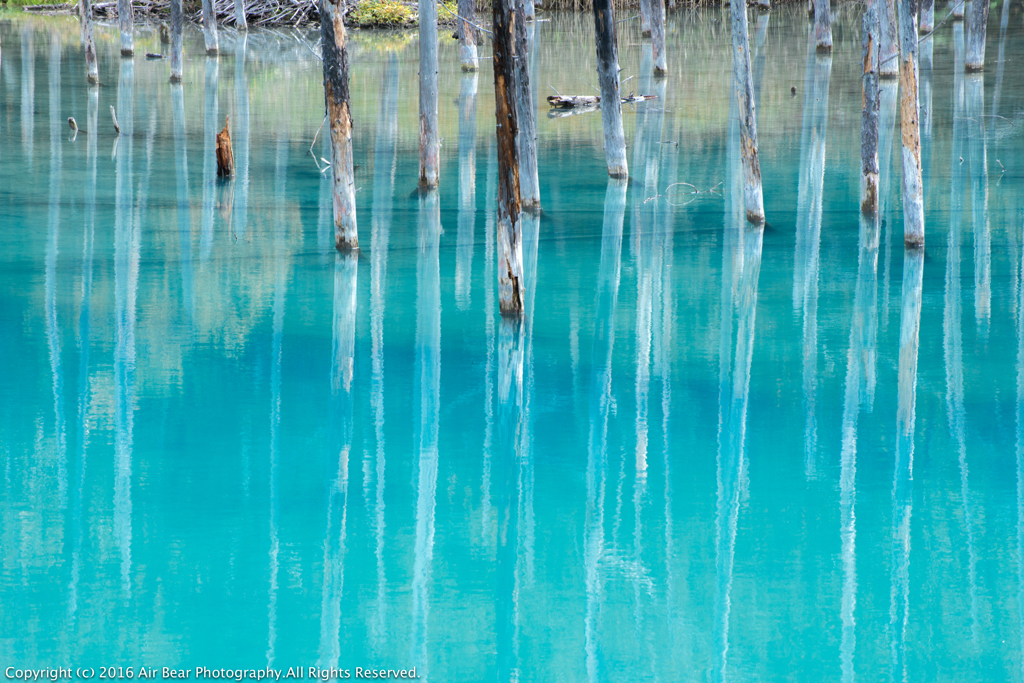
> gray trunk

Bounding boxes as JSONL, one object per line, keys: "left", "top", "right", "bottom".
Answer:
{"left": 322, "top": 0, "right": 358, "bottom": 249}
{"left": 953, "top": 0, "right": 964, "bottom": 19}
{"left": 814, "top": 0, "right": 832, "bottom": 51}
{"left": 458, "top": 0, "right": 478, "bottom": 70}
{"left": 965, "top": 0, "right": 988, "bottom": 70}
{"left": 919, "top": 0, "right": 933, "bottom": 32}
{"left": 514, "top": 0, "right": 540, "bottom": 211}
{"left": 651, "top": 0, "right": 667, "bottom": 75}
{"left": 170, "top": 0, "right": 183, "bottom": 82}
{"left": 203, "top": 0, "right": 219, "bottom": 54}
{"left": 640, "top": 0, "right": 651, "bottom": 36}
{"left": 897, "top": 0, "right": 924, "bottom": 246}
{"left": 861, "top": 0, "right": 880, "bottom": 212}
{"left": 524, "top": 0, "right": 535, "bottom": 20}
{"left": 419, "top": 0, "right": 440, "bottom": 187}
{"left": 83, "top": 0, "right": 98, "bottom": 84}
{"left": 118, "top": 0, "right": 133, "bottom": 55}
{"left": 730, "top": 0, "right": 764, "bottom": 223}
{"left": 235, "top": 0, "right": 247, "bottom": 30}
{"left": 880, "top": 0, "right": 898, "bottom": 77}
{"left": 592, "top": 0, "right": 627, "bottom": 177}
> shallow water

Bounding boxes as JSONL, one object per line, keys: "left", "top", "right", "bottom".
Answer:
{"left": 2, "top": 5, "right": 1024, "bottom": 681}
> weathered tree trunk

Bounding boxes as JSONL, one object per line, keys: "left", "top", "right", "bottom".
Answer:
{"left": 83, "top": 0, "right": 98, "bottom": 84}
{"left": 880, "top": 0, "right": 899, "bottom": 77}
{"left": 203, "top": 0, "right": 219, "bottom": 54}
{"left": 419, "top": 0, "right": 440, "bottom": 187}
{"left": 159, "top": 22, "right": 170, "bottom": 43}
{"left": 524, "top": 0, "right": 535, "bottom": 20}
{"left": 458, "top": 0, "right": 478, "bottom": 70}
{"left": 592, "top": 0, "right": 627, "bottom": 177}
{"left": 514, "top": 0, "right": 540, "bottom": 211}
{"left": 919, "top": 0, "right": 933, "bottom": 32}
{"left": 730, "top": 0, "right": 764, "bottom": 223}
{"left": 897, "top": 0, "right": 924, "bottom": 246}
{"left": 216, "top": 117, "right": 234, "bottom": 177}
{"left": 118, "top": 0, "right": 133, "bottom": 56}
{"left": 322, "top": 0, "right": 358, "bottom": 250}
{"left": 493, "top": 0, "right": 524, "bottom": 316}
{"left": 235, "top": 0, "right": 247, "bottom": 30}
{"left": 651, "top": 0, "right": 667, "bottom": 75}
{"left": 170, "top": 0, "right": 183, "bottom": 82}
{"left": 953, "top": 0, "right": 964, "bottom": 20}
{"left": 965, "top": 0, "right": 988, "bottom": 70}
{"left": 861, "top": 0, "right": 880, "bottom": 213}
{"left": 640, "top": 0, "right": 651, "bottom": 37}
{"left": 813, "top": 0, "right": 832, "bottom": 52}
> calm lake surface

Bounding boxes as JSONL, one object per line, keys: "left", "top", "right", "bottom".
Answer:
{"left": 2, "top": 4, "right": 1024, "bottom": 680}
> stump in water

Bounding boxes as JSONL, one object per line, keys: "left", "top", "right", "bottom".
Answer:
{"left": 897, "top": 0, "right": 924, "bottom": 246}
{"left": 879, "top": 0, "right": 898, "bottom": 77}
{"left": 170, "top": 0, "right": 183, "bottom": 82}
{"left": 965, "top": 0, "right": 988, "bottom": 71}
{"left": 419, "top": 0, "right": 440, "bottom": 188}
{"left": 492, "top": 0, "right": 523, "bottom": 316}
{"left": 235, "top": 0, "right": 247, "bottom": 31}
{"left": 813, "top": 0, "right": 832, "bottom": 52}
{"left": 83, "top": 0, "right": 98, "bottom": 84}
{"left": 730, "top": 0, "right": 764, "bottom": 223}
{"left": 117, "top": 0, "right": 133, "bottom": 56}
{"left": 458, "top": 0, "right": 478, "bottom": 71}
{"left": 639, "top": 0, "right": 651, "bottom": 37}
{"left": 159, "top": 22, "right": 170, "bottom": 43}
{"left": 919, "top": 0, "right": 933, "bottom": 33}
{"left": 203, "top": 0, "right": 219, "bottom": 55}
{"left": 216, "top": 116, "right": 234, "bottom": 177}
{"left": 651, "top": 0, "right": 667, "bottom": 75}
{"left": 322, "top": 0, "right": 358, "bottom": 250}
{"left": 592, "top": 0, "right": 627, "bottom": 178}
{"left": 860, "top": 0, "right": 880, "bottom": 213}
{"left": 514, "top": 0, "right": 539, "bottom": 211}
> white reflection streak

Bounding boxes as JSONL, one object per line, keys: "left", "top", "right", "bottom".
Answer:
{"left": 455, "top": 72, "right": 478, "bottom": 310}
{"left": 370, "top": 51, "right": 399, "bottom": 647}
{"left": 113, "top": 54, "right": 136, "bottom": 596}
{"left": 877, "top": 80, "right": 899, "bottom": 330}
{"left": 482, "top": 140, "right": 497, "bottom": 542}
{"left": 200, "top": 57, "right": 219, "bottom": 261}
{"left": 889, "top": 249, "right": 923, "bottom": 683}
{"left": 411, "top": 189, "right": 441, "bottom": 680}
{"left": 234, "top": 35, "right": 250, "bottom": 239}
{"left": 584, "top": 177, "right": 626, "bottom": 683}
{"left": 21, "top": 28, "right": 34, "bottom": 169}
{"left": 519, "top": 212, "right": 539, "bottom": 585}
{"left": 966, "top": 72, "right": 990, "bottom": 337}
{"left": 172, "top": 83, "right": 195, "bottom": 321}
{"left": 1016, "top": 214, "right": 1024, "bottom": 683}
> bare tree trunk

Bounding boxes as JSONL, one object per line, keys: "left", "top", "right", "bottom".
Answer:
{"left": 652, "top": 0, "right": 667, "bottom": 75}
{"left": 880, "top": 0, "right": 899, "bottom": 77}
{"left": 814, "top": 0, "right": 832, "bottom": 51}
{"left": 83, "top": 0, "right": 98, "bottom": 84}
{"left": 458, "top": 0, "right": 478, "bottom": 70}
{"left": 953, "top": 0, "right": 963, "bottom": 20}
{"left": 524, "top": 0, "right": 535, "bottom": 20}
{"left": 730, "top": 0, "right": 764, "bottom": 223}
{"left": 118, "top": 0, "right": 133, "bottom": 55}
{"left": 861, "top": 0, "right": 880, "bottom": 212}
{"left": 897, "top": 0, "right": 924, "bottom": 246}
{"left": 919, "top": 0, "right": 933, "bottom": 32}
{"left": 592, "top": 0, "right": 627, "bottom": 178}
{"left": 965, "top": 0, "right": 988, "bottom": 70}
{"left": 419, "top": 0, "right": 440, "bottom": 187}
{"left": 170, "top": 0, "right": 183, "bottom": 82}
{"left": 640, "top": 0, "right": 651, "bottom": 37}
{"left": 514, "top": 0, "right": 540, "bottom": 211}
{"left": 322, "top": 0, "right": 358, "bottom": 250}
{"left": 203, "top": 0, "right": 219, "bottom": 54}
{"left": 235, "top": 0, "right": 247, "bottom": 30}
{"left": 493, "top": 0, "right": 524, "bottom": 316}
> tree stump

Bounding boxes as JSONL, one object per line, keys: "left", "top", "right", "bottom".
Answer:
{"left": 216, "top": 116, "right": 234, "bottom": 178}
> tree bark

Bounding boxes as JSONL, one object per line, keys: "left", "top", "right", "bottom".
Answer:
{"left": 880, "top": 0, "right": 898, "bottom": 77}
{"left": 592, "top": 0, "right": 627, "bottom": 178}
{"left": 322, "top": 0, "right": 358, "bottom": 250}
{"left": 651, "top": 0, "right": 667, "bottom": 75}
{"left": 897, "top": 0, "right": 924, "bottom": 246}
{"left": 493, "top": 0, "right": 524, "bottom": 316}
{"left": 118, "top": 0, "right": 133, "bottom": 56}
{"left": 813, "top": 0, "right": 832, "bottom": 52}
{"left": 458, "top": 0, "right": 478, "bottom": 70}
{"left": 861, "top": 0, "right": 880, "bottom": 213}
{"left": 514, "top": 0, "right": 539, "bottom": 211}
{"left": 216, "top": 116, "right": 234, "bottom": 177}
{"left": 170, "top": 0, "right": 183, "bottom": 82}
{"left": 919, "top": 0, "right": 933, "bottom": 33}
{"left": 203, "top": 0, "right": 219, "bottom": 55}
{"left": 83, "top": 0, "right": 98, "bottom": 84}
{"left": 953, "top": 0, "right": 963, "bottom": 19}
{"left": 730, "top": 0, "right": 764, "bottom": 223}
{"left": 965, "top": 0, "right": 988, "bottom": 70}
{"left": 419, "top": 0, "right": 440, "bottom": 187}
{"left": 235, "top": 0, "right": 247, "bottom": 30}
{"left": 640, "top": 0, "right": 651, "bottom": 37}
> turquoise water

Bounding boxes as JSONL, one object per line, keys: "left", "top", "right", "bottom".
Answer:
{"left": 2, "top": 5, "right": 1024, "bottom": 681}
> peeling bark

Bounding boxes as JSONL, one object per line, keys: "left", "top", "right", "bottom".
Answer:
{"left": 731, "top": 0, "right": 764, "bottom": 223}
{"left": 880, "top": 0, "right": 898, "bottom": 77}
{"left": 861, "top": 0, "right": 880, "bottom": 213}
{"left": 419, "top": 0, "right": 440, "bottom": 187}
{"left": 322, "top": 0, "right": 358, "bottom": 250}
{"left": 897, "top": 0, "right": 924, "bottom": 246}
{"left": 592, "top": 0, "right": 627, "bottom": 178}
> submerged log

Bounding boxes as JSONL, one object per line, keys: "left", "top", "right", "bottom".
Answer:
{"left": 592, "top": 0, "right": 627, "bottom": 177}
{"left": 170, "top": 0, "right": 183, "bottom": 82}
{"left": 860, "top": 0, "right": 880, "bottom": 213}
{"left": 897, "top": 0, "right": 924, "bottom": 246}
{"left": 117, "top": 0, "right": 133, "bottom": 56}
{"left": 492, "top": 0, "right": 523, "bottom": 316}
{"left": 419, "top": 0, "right": 440, "bottom": 187}
{"left": 730, "top": 0, "right": 764, "bottom": 223}
{"left": 322, "top": 0, "right": 358, "bottom": 249}
{"left": 203, "top": 0, "right": 219, "bottom": 54}
{"left": 216, "top": 115, "right": 234, "bottom": 177}
{"left": 965, "top": 0, "right": 988, "bottom": 71}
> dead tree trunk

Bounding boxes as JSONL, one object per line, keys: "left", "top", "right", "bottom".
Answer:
{"left": 216, "top": 116, "right": 234, "bottom": 177}
{"left": 524, "top": 0, "right": 535, "bottom": 20}
{"left": 897, "top": 0, "right": 924, "bottom": 246}
{"left": 640, "top": 0, "right": 651, "bottom": 37}
{"left": 515, "top": 0, "right": 540, "bottom": 211}
{"left": 170, "top": 0, "right": 183, "bottom": 82}
{"left": 322, "top": 0, "right": 358, "bottom": 249}
{"left": 458, "top": 0, "right": 478, "bottom": 71}
{"left": 965, "top": 0, "right": 988, "bottom": 70}
{"left": 731, "top": 0, "right": 765, "bottom": 223}
{"left": 880, "top": 0, "right": 899, "bottom": 77}
{"left": 652, "top": 0, "right": 667, "bottom": 75}
{"left": 919, "top": 0, "right": 933, "bottom": 33}
{"left": 203, "top": 0, "right": 219, "bottom": 55}
{"left": 592, "top": 0, "right": 627, "bottom": 178}
{"left": 118, "top": 0, "right": 133, "bottom": 56}
{"left": 235, "top": 0, "right": 247, "bottom": 30}
{"left": 861, "top": 0, "right": 880, "bottom": 212}
{"left": 419, "top": 0, "right": 440, "bottom": 188}
{"left": 813, "top": 0, "right": 832, "bottom": 52}
{"left": 83, "top": 0, "right": 98, "bottom": 84}
{"left": 493, "top": 0, "right": 524, "bottom": 316}
{"left": 953, "top": 0, "right": 963, "bottom": 20}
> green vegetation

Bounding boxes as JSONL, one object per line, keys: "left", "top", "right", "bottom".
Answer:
{"left": 347, "top": 0, "right": 415, "bottom": 28}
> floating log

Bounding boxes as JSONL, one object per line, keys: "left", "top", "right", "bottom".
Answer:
{"left": 145, "top": 52, "right": 164, "bottom": 58}
{"left": 546, "top": 93, "right": 656, "bottom": 109}
{"left": 216, "top": 115, "right": 234, "bottom": 177}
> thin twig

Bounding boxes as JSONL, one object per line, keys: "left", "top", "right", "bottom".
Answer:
{"left": 310, "top": 114, "right": 327, "bottom": 170}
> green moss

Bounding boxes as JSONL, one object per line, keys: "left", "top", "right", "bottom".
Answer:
{"left": 347, "top": 0, "right": 415, "bottom": 28}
